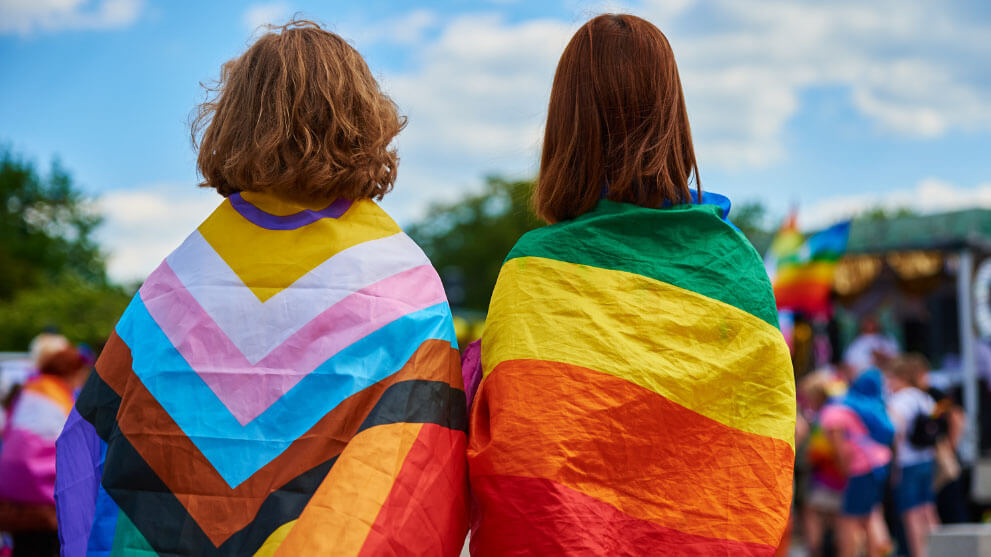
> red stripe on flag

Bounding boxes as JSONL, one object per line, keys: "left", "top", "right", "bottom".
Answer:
{"left": 469, "top": 475, "right": 776, "bottom": 556}
{"left": 358, "top": 423, "right": 469, "bottom": 557}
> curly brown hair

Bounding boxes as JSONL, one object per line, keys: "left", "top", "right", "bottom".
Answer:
{"left": 192, "top": 20, "right": 406, "bottom": 201}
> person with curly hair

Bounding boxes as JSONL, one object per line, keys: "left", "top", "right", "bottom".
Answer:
{"left": 55, "top": 20, "right": 468, "bottom": 556}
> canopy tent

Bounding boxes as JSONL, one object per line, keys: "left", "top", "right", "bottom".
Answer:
{"left": 846, "top": 209, "right": 991, "bottom": 254}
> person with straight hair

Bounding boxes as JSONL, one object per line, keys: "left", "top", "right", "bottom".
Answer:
{"left": 465, "top": 14, "right": 796, "bottom": 555}
{"left": 55, "top": 20, "right": 468, "bottom": 557}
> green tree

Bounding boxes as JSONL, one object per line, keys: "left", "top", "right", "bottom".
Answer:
{"left": 0, "top": 148, "right": 107, "bottom": 299}
{"left": 0, "top": 275, "right": 131, "bottom": 350}
{"left": 732, "top": 200, "right": 773, "bottom": 253}
{"left": 407, "top": 176, "right": 542, "bottom": 312}
{"left": 0, "top": 148, "right": 130, "bottom": 350}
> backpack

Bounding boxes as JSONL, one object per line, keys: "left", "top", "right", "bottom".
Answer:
{"left": 908, "top": 411, "right": 947, "bottom": 448}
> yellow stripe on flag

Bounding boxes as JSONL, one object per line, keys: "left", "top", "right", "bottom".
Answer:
{"left": 482, "top": 256, "right": 795, "bottom": 448}
{"left": 774, "top": 260, "right": 836, "bottom": 284}
{"left": 253, "top": 521, "right": 296, "bottom": 557}
{"left": 274, "top": 422, "right": 423, "bottom": 556}
{"left": 198, "top": 199, "right": 401, "bottom": 302}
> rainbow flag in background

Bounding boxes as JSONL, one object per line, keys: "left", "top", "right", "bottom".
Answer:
{"left": 468, "top": 197, "right": 796, "bottom": 555}
{"left": 769, "top": 217, "right": 851, "bottom": 316}
{"left": 55, "top": 192, "right": 468, "bottom": 556}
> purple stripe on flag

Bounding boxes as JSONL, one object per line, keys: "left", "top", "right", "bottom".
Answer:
{"left": 55, "top": 408, "right": 106, "bottom": 557}
{"left": 229, "top": 194, "right": 352, "bottom": 230}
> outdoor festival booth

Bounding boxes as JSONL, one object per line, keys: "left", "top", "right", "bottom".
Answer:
{"left": 826, "top": 208, "right": 991, "bottom": 501}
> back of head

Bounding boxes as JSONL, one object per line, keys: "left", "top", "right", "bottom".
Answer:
{"left": 888, "top": 353, "right": 930, "bottom": 389}
{"left": 29, "top": 332, "right": 70, "bottom": 369}
{"left": 850, "top": 368, "right": 884, "bottom": 399}
{"left": 534, "top": 14, "right": 699, "bottom": 223}
{"left": 193, "top": 20, "right": 405, "bottom": 202}
{"left": 39, "top": 346, "right": 86, "bottom": 379}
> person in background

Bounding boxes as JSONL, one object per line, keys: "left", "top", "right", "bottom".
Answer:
{"left": 887, "top": 355, "right": 940, "bottom": 557}
{"left": 799, "top": 371, "right": 846, "bottom": 556}
{"left": 844, "top": 315, "right": 899, "bottom": 375}
{"left": 927, "top": 382, "right": 969, "bottom": 523}
{"left": 820, "top": 369, "right": 894, "bottom": 557}
{"left": 0, "top": 344, "right": 89, "bottom": 557}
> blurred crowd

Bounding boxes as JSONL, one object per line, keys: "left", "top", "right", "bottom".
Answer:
{"left": 793, "top": 316, "right": 977, "bottom": 557}
{"left": 0, "top": 334, "right": 93, "bottom": 557}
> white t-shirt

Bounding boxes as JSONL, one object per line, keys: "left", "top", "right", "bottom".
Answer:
{"left": 888, "top": 386, "right": 936, "bottom": 467}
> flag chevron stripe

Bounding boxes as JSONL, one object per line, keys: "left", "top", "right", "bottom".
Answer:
{"left": 85, "top": 333, "right": 461, "bottom": 544}
{"left": 356, "top": 425, "right": 469, "bottom": 557}
{"left": 483, "top": 255, "right": 795, "bottom": 447}
{"left": 197, "top": 199, "right": 402, "bottom": 302}
{"left": 274, "top": 423, "right": 424, "bottom": 555}
{"left": 506, "top": 200, "right": 779, "bottom": 328}
{"left": 470, "top": 359, "right": 793, "bottom": 546}
{"left": 115, "top": 296, "right": 458, "bottom": 488}
{"left": 76, "top": 367, "right": 467, "bottom": 554}
{"left": 141, "top": 262, "right": 447, "bottom": 425}
{"left": 158, "top": 230, "right": 430, "bottom": 365}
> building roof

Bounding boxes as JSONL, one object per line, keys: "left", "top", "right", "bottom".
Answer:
{"left": 846, "top": 209, "right": 991, "bottom": 254}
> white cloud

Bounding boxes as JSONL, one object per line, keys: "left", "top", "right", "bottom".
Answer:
{"left": 638, "top": 0, "right": 991, "bottom": 167}
{"left": 802, "top": 178, "right": 991, "bottom": 231}
{"left": 348, "top": 9, "right": 438, "bottom": 45}
{"left": 243, "top": 2, "right": 290, "bottom": 32}
{"left": 363, "top": 1, "right": 991, "bottom": 182}
{"left": 357, "top": 13, "right": 576, "bottom": 221}
{"left": 96, "top": 185, "right": 220, "bottom": 282}
{"left": 0, "top": 0, "right": 142, "bottom": 34}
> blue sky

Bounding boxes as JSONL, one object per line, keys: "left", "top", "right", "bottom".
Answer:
{"left": 2, "top": 0, "right": 990, "bottom": 281}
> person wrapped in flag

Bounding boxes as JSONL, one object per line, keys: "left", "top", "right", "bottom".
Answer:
{"left": 466, "top": 14, "right": 796, "bottom": 556}
{"left": 55, "top": 20, "right": 468, "bottom": 556}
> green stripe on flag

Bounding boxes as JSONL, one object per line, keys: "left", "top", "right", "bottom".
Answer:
{"left": 506, "top": 199, "right": 779, "bottom": 328}
{"left": 110, "top": 509, "right": 156, "bottom": 556}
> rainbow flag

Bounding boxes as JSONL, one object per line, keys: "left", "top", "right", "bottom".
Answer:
{"left": 468, "top": 197, "right": 796, "bottom": 555}
{"left": 770, "top": 218, "right": 850, "bottom": 316}
{"left": 55, "top": 192, "right": 468, "bottom": 556}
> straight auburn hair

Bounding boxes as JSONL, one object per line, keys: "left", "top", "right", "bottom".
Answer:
{"left": 193, "top": 20, "right": 405, "bottom": 201}
{"left": 534, "top": 14, "right": 700, "bottom": 223}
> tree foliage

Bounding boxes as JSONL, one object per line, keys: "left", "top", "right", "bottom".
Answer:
{"left": 0, "top": 274, "right": 131, "bottom": 350}
{"left": 0, "top": 148, "right": 107, "bottom": 299}
{"left": 407, "top": 177, "right": 542, "bottom": 312}
{"left": 732, "top": 200, "right": 773, "bottom": 253}
{"left": 0, "top": 148, "right": 130, "bottom": 350}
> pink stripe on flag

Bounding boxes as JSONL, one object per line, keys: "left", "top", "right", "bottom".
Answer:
{"left": 139, "top": 262, "right": 447, "bottom": 425}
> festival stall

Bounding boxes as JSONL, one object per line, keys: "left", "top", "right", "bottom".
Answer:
{"left": 772, "top": 208, "right": 991, "bottom": 500}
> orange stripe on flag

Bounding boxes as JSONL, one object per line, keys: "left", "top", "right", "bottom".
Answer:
{"left": 275, "top": 423, "right": 422, "bottom": 556}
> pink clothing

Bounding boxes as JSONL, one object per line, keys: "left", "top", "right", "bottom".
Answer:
{"left": 0, "top": 375, "right": 74, "bottom": 506}
{"left": 819, "top": 404, "right": 892, "bottom": 476}
{"left": 461, "top": 339, "right": 482, "bottom": 412}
